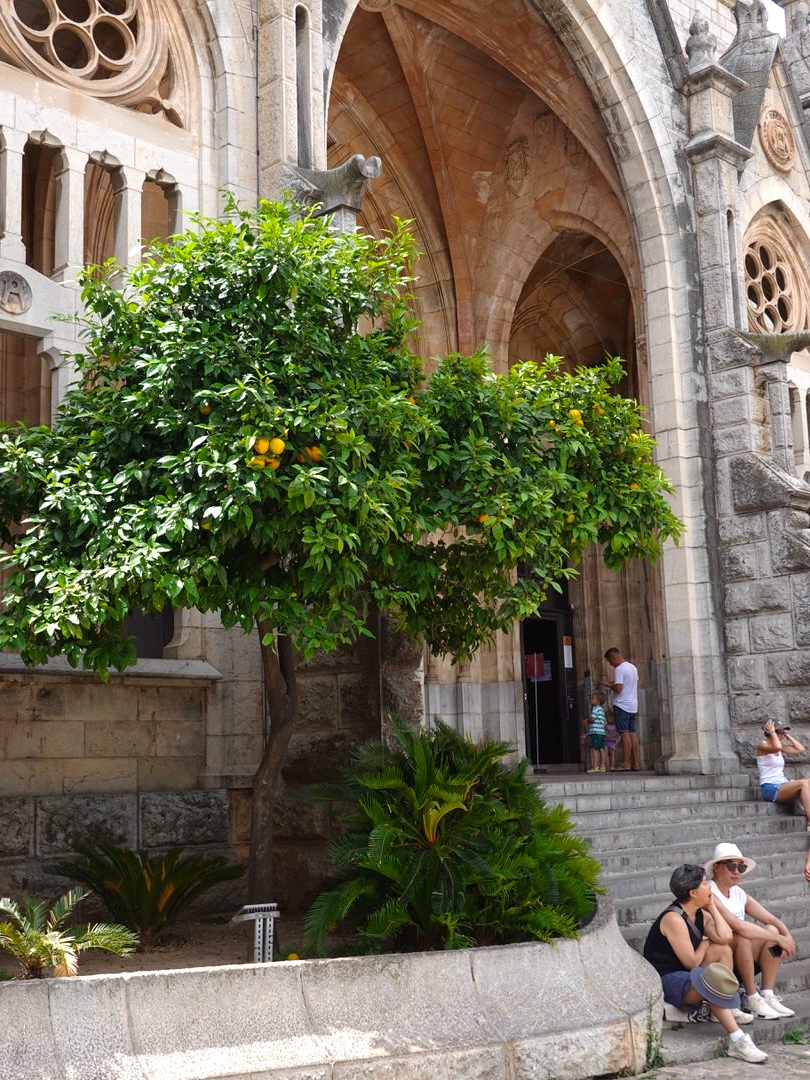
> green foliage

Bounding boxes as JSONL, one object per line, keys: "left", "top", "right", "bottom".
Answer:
{"left": 782, "top": 1027, "right": 809, "bottom": 1044}
{"left": 303, "top": 718, "right": 601, "bottom": 955}
{"left": 0, "top": 888, "right": 138, "bottom": 978}
{"left": 48, "top": 844, "right": 245, "bottom": 939}
{"left": 0, "top": 198, "right": 680, "bottom": 674}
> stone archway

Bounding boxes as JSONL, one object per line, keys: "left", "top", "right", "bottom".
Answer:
{"left": 327, "top": 0, "right": 667, "bottom": 762}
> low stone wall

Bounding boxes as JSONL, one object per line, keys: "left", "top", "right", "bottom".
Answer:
{"left": 0, "top": 899, "right": 661, "bottom": 1080}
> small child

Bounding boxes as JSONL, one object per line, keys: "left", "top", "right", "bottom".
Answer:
{"left": 605, "top": 707, "right": 619, "bottom": 772}
{"left": 586, "top": 691, "right": 607, "bottom": 773}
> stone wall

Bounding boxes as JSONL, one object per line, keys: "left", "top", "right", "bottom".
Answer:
{"left": 0, "top": 898, "right": 662, "bottom": 1080}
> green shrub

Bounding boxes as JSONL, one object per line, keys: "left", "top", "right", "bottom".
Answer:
{"left": 0, "top": 889, "right": 138, "bottom": 977}
{"left": 49, "top": 845, "right": 245, "bottom": 942}
{"left": 303, "top": 718, "right": 601, "bottom": 954}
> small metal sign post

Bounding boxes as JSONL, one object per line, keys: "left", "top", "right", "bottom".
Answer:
{"left": 231, "top": 903, "right": 280, "bottom": 963}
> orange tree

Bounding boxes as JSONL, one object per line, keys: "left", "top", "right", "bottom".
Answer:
{"left": 0, "top": 200, "right": 682, "bottom": 899}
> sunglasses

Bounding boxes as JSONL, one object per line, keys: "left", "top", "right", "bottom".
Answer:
{"left": 721, "top": 860, "right": 747, "bottom": 873}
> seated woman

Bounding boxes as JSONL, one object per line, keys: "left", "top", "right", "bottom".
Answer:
{"left": 757, "top": 722, "right": 810, "bottom": 836}
{"left": 643, "top": 864, "right": 767, "bottom": 1064}
{"left": 758, "top": 722, "right": 810, "bottom": 884}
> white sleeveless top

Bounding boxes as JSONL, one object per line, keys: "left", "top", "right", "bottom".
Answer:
{"left": 757, "top": 751, "right": 788, "bottom": 786}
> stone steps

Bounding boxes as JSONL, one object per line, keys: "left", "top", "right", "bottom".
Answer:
{"left": 539, "top": 772, "right": 810, "bottom": 1057}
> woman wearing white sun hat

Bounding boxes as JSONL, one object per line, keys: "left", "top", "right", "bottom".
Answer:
{"left": 705, "top": 841, "right": 797, "bottom": 1020}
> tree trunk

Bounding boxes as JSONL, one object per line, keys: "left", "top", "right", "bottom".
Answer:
{"left": 249, "top": 624, "right": 298, "bottom": 901}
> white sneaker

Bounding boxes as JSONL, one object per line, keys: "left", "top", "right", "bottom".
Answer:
{"left": 760, "top": 992, "right": 795, "bottom": 1018}
{"left": 663, "top": 1002, "right": 692, "bottom": 1022}
{"left": 727, "top": 1033, "right": 768, "bottom": 1064}
{"left": 709, "top": 1007, "right": 754, "bottom": 1025}
{"left": 743, "top": 992, "right": 781, "bottom": 1019}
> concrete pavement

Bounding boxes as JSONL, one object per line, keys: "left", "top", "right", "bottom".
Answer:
{"left": 647, "top": 1042, "right": 810, "bottom": 1077}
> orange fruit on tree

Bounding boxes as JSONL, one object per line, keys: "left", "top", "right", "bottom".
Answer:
{"left": 478, "top": 513, "right": 489, "bottom": 523}
{"left": 630, "top": 482, "right": 640, "bottom": 490}
{"left": 201, "top": 521, "right": 212, "bottom": 530}
{"left": 296, "top": 452, "right": 306, "bottom": 463}
{"left": 306, "top": 445, "right": 323, "bottom": 462}
{"left": 254, "top": 437, "right": 270, "bottom": 454}
{"left": 568, "top": 408, "right": 581, "bottom": 419}
{"left": 199, "top": 404, "right": 213, "bottom": 416}
{"left": 249, "top": 456, "right": 267, "bottom": 468}
{"left": 269, "top": 437, "right": 286, "bottom": 455}
{"left": 268, "top": 458, "right": 281, "bottom": 469}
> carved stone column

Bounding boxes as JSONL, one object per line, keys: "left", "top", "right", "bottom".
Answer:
{"left": 0, "top": 129, "right": 28, "bottom": 264}
{"left": 53, "top": 147, "right": 88, "bottom": 282}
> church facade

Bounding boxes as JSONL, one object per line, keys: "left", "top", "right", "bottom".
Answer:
{"left": 2, "top": 0, "right": 810, "bottom": 906}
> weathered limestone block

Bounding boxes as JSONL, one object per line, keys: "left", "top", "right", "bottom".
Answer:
{"left": 750, "top": 612, "right": 794, "bottom": 651}
{"left": 730, "top": 453, "right": 810, "bottom": 513}
{"left": 722, "top": 545, "right": 757, "bottom": 581}
{"left": 37, "top": 794, "right": 138, "bottom": 855}
{"left": 793, "top": 573, "right": 810, "bottom": 646}
{"left": 297, "top": 674, "right": 339, "bottom": 730}
{"left": 724, "top": 617, "right": 750, "bottom": 654}
{"left": 730, "top": 691, "right": 785, "bottom": 726}
{"left": 768, "top": 650, "right": 810, "bottom": 686}
{"left": 728, "top": 655, "right": 767, "bottom": 690}
{"left": 338, "top": 672, "right": 379, "bottom": 733}
{"left": 765, "top": 508, "right": 810, "bottom": 574}
{"left": 724, "top": 578, "right": 791, "bottom": 616}
{"left": 140, "top": 791, "right": 229, "bottom": 846}
{"left": 0, "top": 797, "right": 34, "bottom": 857}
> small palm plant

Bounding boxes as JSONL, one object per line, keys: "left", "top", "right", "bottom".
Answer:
{"left": 49, "top": 845, "right": 245, "bottom": 943}
{"left": 0, "top": 888, "right": 138, "bottom": 978}
{"left": 303, "top": 718, "right": 602, "bottom": 955}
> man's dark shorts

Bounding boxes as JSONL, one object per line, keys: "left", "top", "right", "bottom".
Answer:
{"left": 613, "top": 705, "right": 637, "bottom": 733}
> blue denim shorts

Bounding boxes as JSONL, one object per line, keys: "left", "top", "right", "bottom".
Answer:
{"left": 761, "top": 782, "right": 782, "bottom": 802}
{"left": 613, "top": 706, "right": 637, "bottom": 733}
{"left": 661, "top": 970, "right": 693, "bottom": 1008}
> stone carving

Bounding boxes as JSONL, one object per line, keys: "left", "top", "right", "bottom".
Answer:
{"left": 758, "top": 107, "right": 797, "bottom": 171}
{"left": 506, "top": 137, "right": 530, "bottom": 195}
{"left": 287, "top": 154, "right": 382, "bottom": 229}
{"left": 564, "top": 128, "right": 586, "bottom": 167}
{"left": 685, "top": 12, "right": 718, "bottom": 70}
{"left": 533, "top": 112, "right": 557, "bottom": 160}
{"left": 0, "top": 271, "right": 32, "bottom": 315}
{"left": 359, "top": 0, "right": 395, "bottom": 9}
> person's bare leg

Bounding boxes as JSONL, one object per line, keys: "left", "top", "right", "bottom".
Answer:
{"left": 733, "top": 936, "right": 758, "bottom": 997}
{"left": 616, "top": 731, "right": 631, "bottom": 768}
{"left": 705, "top": 942, "right": 734, "bottom": 968}
{"left": 629, "top": 731, "right": 641, "bottom": 769}
{"left": 805, "top": 846, "right": 810, "bottom": 885}
{"left": 757, "top": 941, "right": 782, "bottom": 993}
{"left": 776, "top": 777, "right": 810, "bottom": 825}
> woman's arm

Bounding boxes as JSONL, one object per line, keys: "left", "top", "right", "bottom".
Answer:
{"left": 780, "top": 732, "right": 805, "bottom": 756}
{"left": 660, "top": 911, "right": 708, "bottom": 968}
{"left": 703, "top": 899, "right": 734, "bottom": 946}
{"left": 757, "top": 724, "right": 783, "bottom": 755}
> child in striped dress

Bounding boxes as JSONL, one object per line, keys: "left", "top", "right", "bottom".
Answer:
{"left": 586, "top": 691, "right": 607, "bottom": 773}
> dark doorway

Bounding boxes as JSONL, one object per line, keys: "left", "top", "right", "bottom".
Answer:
{"left": 522, "top": 602, "right": 580, "bottom": 769}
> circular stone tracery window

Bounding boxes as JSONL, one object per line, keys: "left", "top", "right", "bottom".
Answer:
{"left": 744, "top": 225, "right": 810, "bottom": 334}
{"left": 0, "top": 0, "right": 184, "bottom": 124}
{"left": 11, "top": 0, "right": 138, "bottom": 81}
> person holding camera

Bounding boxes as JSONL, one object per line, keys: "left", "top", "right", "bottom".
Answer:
{"left": 756, "top": 721, "right": 810, "bottom": 829}
{"left": 705, "top": 842, "right": 796, "bottom": 1019}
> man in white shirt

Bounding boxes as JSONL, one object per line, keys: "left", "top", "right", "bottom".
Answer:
{"left": 705, "top": 841, "right": 796, "bottom": 1020}
{"left": 604, "top": 646, "right": 640, "bottom": 770}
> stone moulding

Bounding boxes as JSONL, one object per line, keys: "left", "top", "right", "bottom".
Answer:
{"left": 0, "top": 898, "right": 660, "bottom": 1080}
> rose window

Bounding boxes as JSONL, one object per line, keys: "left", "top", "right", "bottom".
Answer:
{"left": 743, "top": 222, "right": 810, "bottom": 335}
{"left": 0, "top": 0, "right": 186, "bottom": 125}
{"left": 10, "top": 0, "right": 138, "bottom": 81}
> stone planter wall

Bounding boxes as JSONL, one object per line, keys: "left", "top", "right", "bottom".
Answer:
{"left": 0, "top": 899, "right": 661, "bottom": 1080}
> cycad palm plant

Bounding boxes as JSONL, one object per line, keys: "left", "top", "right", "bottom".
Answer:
{"left": 0, "top": 888, "right": 138, "bottom": 978}
{"left": 304, "top": 718, "right": 601, "bottom": 955}
{"left": 48, "top": 845, "right": 245, "bottom": 943}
